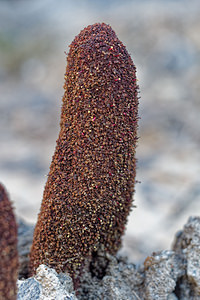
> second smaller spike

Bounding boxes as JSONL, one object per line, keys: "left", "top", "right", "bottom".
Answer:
{"left": 0, "top": 183, "right": 18, "bottom": 300}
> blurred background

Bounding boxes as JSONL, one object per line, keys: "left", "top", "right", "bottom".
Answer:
{"left": 0, "top": 0, "right": 200, "bottom": 263}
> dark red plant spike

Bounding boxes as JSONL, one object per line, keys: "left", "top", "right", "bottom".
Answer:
{"left": 0, "top": 183, "right": 18, "bottom": 300}
{"left": 29, "top": 23, "right": 139, "bottom": 286}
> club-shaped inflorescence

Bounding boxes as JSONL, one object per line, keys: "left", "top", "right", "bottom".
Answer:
{"left": 29, "top": 23, "right": 139, "bottom": 286}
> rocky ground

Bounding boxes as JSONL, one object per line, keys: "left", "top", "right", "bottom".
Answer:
{"left": 0, "top": 0, "right": 200, "bottom": 265}
{"left": 17, "top": 216, "right": 200, "bottom": 299}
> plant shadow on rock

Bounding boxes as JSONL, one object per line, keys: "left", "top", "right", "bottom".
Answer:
{"left": 89, "top": 248, "right": 110, "bottom": 279}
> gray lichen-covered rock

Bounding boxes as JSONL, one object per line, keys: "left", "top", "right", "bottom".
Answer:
{"left": 172, "top": 216, "right": 200, "bottom": 299}
{"left": 143, "top": 250, "right": 184, "bottom": 300}
{"left": 77, "top": 253, "right": 144, "bottom": 299}
{"left": 17, "top": 264, "right": 77, "bottom": 300}
{"left": 17, "top": 216, "right": 200, "bottom": 299}
{"left": 17, "top": 277, "right": 40, "bottom": 300}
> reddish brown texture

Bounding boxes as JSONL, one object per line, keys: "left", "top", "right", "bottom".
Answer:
{"left": 0, "top": 183, "right": 18, "bottom": 300}
{"left": 29, "top": 23, "right": 139, "bottom": 283}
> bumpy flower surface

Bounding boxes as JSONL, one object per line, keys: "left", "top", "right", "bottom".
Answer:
{"left": 0, "top": 183, "right": 18, "bottom": 300}
{"left": 29, "top": 23, "right": 139, "bottom": 282}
